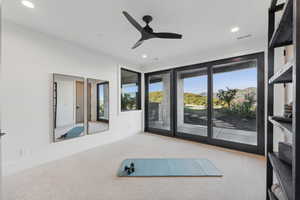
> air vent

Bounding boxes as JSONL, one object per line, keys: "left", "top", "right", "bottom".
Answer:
{"left": 237, "top": 34, "right": 252, "bottom": 40}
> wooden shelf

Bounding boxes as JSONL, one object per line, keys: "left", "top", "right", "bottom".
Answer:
{"left": 269, "top": 0, "right": 293, "bottom": 48}
{"left": 268, "top": 189, "right": 278, "bottom": 200}
{"left": 269, "top": 61, "right": 293, "bottom": 84}
{"left": 269, "top": 153, "right": 293, "bottom": 200}
{"left": 268, "top": 116, "right": 293, "bottom": 135}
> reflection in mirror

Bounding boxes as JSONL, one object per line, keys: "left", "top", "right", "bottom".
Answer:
{"left": 53, "top": 74, "right": 85, "bottom": 142}
{"left": 87, "top": 78, "right": 109, "bottom": 134}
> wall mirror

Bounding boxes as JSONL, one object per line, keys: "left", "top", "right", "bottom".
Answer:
{"left": 53, "top": 74, "right": 85, "bottom": 142}
{"left": 87, "top": 78, "right": 109, "bottom": 134}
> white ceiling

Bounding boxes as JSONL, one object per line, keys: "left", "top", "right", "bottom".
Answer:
{"left": 3, "top": 0, "right": 270, "bottom": 68}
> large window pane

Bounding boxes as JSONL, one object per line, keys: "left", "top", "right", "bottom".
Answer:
{"left": 176, "top": 68, "right": 208, "bottom": 136}
{"left": 147, "top": 72, "right": 171, "bottom": 131}
{"left": 212, "top": 60, "right": 257, "bottom": 145}
{"left": 121, "top": 68, "right": 141, "bottom": 111}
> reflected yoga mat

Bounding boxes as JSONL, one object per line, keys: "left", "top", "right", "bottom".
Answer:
{"left": 117, "top": 158, "right": 223, "bottom": 177}
{"left": 64, "top": 126, "right": 84, "bottom": 139}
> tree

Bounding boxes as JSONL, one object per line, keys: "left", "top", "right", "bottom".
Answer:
{"left": 243, "top": 91, "right": 256, "bottom": 113}
{"left": 217, "top": 87, "right": 237, "bottom": 109}
{"left": 244, "top": 91, "right": 256, "bottom": 106}
{"left": 121, "top": 93, "right": 136, "bottom": 110}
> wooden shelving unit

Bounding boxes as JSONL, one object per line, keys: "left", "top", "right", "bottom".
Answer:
{"left": 267, "top": 0, "right": 300, "bottom": 200}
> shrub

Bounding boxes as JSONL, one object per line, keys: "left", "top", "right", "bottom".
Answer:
{"left": 221, "top": 91, "right": 256, "bottom": 118}
{"left": 121, "top": 93, "right": 136, "bottom": 110}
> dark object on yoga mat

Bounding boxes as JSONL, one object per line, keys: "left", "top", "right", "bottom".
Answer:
{"left": 118, "top": 158, "right": 223, "bottom": 177}
{"left": 279, "top": 142, "right": 293, "bottom": 166}
{"left": 124, "top": 162, "right": 135, "bottom": 175}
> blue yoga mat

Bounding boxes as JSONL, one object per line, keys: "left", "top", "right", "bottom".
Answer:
{"left": 64, "top": 126, "right": 84, "bottom": 139}
{"left": 117, "top": 158, "right": 223, "bottom": 177}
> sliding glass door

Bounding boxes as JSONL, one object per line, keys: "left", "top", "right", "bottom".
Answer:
{"left": 176, "top": 68, "right": 208, "bottom": 138}
{"left": 145, "top": 53, "right": 264, "bottom": 154}
{"left": 145, "top": 70, "right": 173, "bottom": 136}
{"left": 212, "top": 60, "right": 257, "bottom": 145}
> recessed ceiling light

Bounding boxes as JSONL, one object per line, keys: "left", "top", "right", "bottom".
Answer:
{"left": 22, "top": 0, "right": 35, "bottom": 8}
{"left": 142, "top": 54, "right": 148, "bottom": 59}
{"left": 231, "top": 27, "right": 240, "bottom": 33}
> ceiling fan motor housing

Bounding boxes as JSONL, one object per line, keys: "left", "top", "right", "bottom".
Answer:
{"left": 142, "top": 15, "right": 153, "bottom": 24}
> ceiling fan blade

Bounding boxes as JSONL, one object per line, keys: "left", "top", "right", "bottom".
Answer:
{"left": 122, "top": 11, "right": 143, "bottom": 32}
{"left": 132, "top": 39, "right": 144, "bottom": 49}
{"left": 153, "top": 32, "right": 182, "bottom": 39}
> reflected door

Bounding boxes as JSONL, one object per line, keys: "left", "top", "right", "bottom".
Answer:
{"left": 175, "top": 68, "right": 208, "bottom": 138}
{"left": 76, "top": 81, "right": 84, "bottom": 123}
{"left": 145, "top": 71, "right": 172, "bottom": 136}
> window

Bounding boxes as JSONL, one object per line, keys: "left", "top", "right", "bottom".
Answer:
{"left": 145, "top": 52, "right": 265, "bottom": 155}
{"left": 97, "top": 82, "right": 109, "bottom": 122}
{"left": 121, "top": 68, "right": 141, "bottom": 111}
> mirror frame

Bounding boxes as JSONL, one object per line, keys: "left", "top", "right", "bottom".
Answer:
{"left": 52, "top": 73, "right": 86, "bottom": 143}
{"left": 86, "top": 78, "right": 110, "bottom": 135}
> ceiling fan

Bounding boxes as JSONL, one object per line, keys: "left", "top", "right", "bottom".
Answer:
{"left": 122, "top": 11, "right": 183, "bottom": 49}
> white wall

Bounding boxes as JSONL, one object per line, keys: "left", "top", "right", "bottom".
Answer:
{"left": 1, "top": 21, "right": 143, "bottom": 176}
{"left": 141, "top": 37, "right": 266, "bottom": 73}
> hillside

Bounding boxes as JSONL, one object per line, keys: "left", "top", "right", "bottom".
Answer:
{"left": 149, "top": 91, "right": 207, "bottom": 105}
{"left": 149, "top": 87, "right": 256, "bottom": 105}
{"left": 201, "top": 87, "right": 256, "bottom": 99}
{"left": 149, "top": 91, "right": 164, "bottom": 103}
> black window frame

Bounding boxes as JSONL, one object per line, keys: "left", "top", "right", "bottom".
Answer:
{"left": 120, "top": 68, "right": 142, "bottom": 112}
{"left": 144, "top": 52, "right": 265, "bottom": 155}
{"left": 96, "top": 82, "right": 109, "bottom": 123}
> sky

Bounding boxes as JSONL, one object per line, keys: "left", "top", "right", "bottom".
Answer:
{"left": 149, "top": 68, "right": 257, "bottom": 94}
{"left": 98, "top": 85, "right": 104, "bottom": 101}
{"left": 123, "top": 83, "right": 138, "bottom": 93}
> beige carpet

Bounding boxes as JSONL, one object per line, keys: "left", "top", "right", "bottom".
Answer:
{"left": 3, "top": 133, "right": 266, "bottom": 200}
